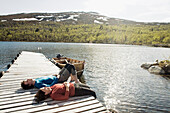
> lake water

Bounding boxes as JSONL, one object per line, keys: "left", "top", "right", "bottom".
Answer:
{"left": 0, "top": 41, "right": 170, "bottom": 112}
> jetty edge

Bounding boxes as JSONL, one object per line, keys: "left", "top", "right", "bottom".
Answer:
{"left": 0, "top": 51, "right": 108, "bottom": 113}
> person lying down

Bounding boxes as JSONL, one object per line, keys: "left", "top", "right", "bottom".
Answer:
{"left": 21, "top": 64, "right": 81, "bottom": 89}
{"left": 35, "top": 82, "right": 96, "bottom": 103}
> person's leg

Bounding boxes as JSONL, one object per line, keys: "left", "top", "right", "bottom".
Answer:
{"left": 58, "top": 64, "right": 71, "bottom": 82}
{"left": 74, "top": 83, "right": 96, "bottom": 98}
{"left": 63, "top": 64, "right": 80, "bottom": 83}
{"left": 58, "top": 65, "right": 67, "bottom": 76}
{"left": 58, "top": 64, "right": 80, "bottom": 83}
{"left": 70, "top": 74, "right": 80, "bottom": 83}
{"left": 69, "top": 65, "right": 80, "bottom": 83}
{"left": 64, "top": 63, "right": 70, "bottom": 68}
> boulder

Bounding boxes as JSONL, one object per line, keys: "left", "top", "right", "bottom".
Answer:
{"left": 141, "top": 62, "right": 157, "bottom": 69}
{"left": 167, "top": 65, "right": 170, "bottom": 74}
{"left": 163, "top": 64, "right": 170, "bottom": 74}
{"left": 148, "top": 66, "right": 165, "bottom": 74}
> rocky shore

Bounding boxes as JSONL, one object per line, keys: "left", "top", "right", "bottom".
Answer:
{"left": 141, "top": 60, "right": 170, "bottom": 77}
{"left": 152, "top": 44, "right": 170, "bottom": 48}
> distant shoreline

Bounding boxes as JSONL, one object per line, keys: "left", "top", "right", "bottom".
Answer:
{"left": 0, "top": 41, "right": 169, "bottom": 48}
{"left": 1, "top": 12, "right": 170, "bottom": 47}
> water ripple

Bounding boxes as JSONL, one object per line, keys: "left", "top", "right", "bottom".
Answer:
{"left": 0, "top": 42, "right": 170, "bottom": 112}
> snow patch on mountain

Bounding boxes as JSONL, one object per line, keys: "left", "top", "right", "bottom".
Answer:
{"left": 94, "top": 20, "right": 103, "bottom": 24}
{"left": 13, "top": 18, "right": 38, "bottom": 21}
{"left": 97, "top": 17, "right": 108, "bottom": 21}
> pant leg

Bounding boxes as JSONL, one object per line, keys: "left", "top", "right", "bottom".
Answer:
{"left": 74, "top": 83, "right": 96, "bottom": 98}
{"left": 66, "top": 64, "right": 77, "bottom": 75}
{"left": 58, "top": 68, "right": 70, "bottom": 82}
{"left": 58, "top": 64, "right": 76, "bottom": 82}
{"left": 64, "top": 63, "right": 70, "bottom": 68}
{"left": 58, "top": 67, "right": 65, "bottom": 75}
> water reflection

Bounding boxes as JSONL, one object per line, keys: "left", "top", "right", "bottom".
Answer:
{"left": 0, "top": 41, "right": 170, "bottom": 112}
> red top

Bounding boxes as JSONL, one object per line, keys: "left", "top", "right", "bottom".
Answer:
{"left": 50, "top": 83, "right": 75, "bottom": 100}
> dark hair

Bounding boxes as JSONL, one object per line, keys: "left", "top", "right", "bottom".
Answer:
{"left": 21, "top": 81, "right": 34, "bottom": 89}
{"left": 35, "top": 90, "right": 50, "bottom": 103}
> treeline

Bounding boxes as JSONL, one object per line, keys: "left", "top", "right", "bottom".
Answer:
{"left": 0, "top": 21, "right": 170, "bottom": 46}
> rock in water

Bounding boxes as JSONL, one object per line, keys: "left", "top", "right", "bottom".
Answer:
{"left": 148, "top": 66, "right": 165, "bottom": 74}
{"left": 141, "top": 63, "right": 153, "bottom": 69}
{"left": 167, "top": 65, "right": 170, "bottom": 74}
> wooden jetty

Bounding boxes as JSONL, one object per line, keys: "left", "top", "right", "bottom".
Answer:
{"left": 0, "top": 51, "right": 107, "bottom": 113}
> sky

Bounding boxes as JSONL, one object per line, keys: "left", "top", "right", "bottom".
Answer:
{"left": 0, "top": 0, "right": 170, "bottom": 22}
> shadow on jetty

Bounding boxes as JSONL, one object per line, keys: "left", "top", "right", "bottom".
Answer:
{"left": 15, "top": 88, "right": 38, "bottom": 94}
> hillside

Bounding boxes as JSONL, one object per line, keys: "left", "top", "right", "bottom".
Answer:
{"left": 0, "top": 12, "right": 146, "bottom": 25}
{"left": 0, "top": 12, "right": 170, "bottom": 47}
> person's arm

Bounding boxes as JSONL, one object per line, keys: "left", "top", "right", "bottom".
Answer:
{"left": 64, "top": 82, "right": 70, "bottom": 91}
{"left": 65, "top": 59, "right": 68, "bottom": 64}
{"left": 51, "top": 91, "right": 69, "bottom": 100}
{"left": 50, "top": 82, "right": 70, "bottom": 100}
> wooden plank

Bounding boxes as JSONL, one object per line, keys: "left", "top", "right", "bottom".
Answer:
{"left": 0, "top": 93, "right": 35, "bottom": 102}
{"left": 0, "top": 87, "right": 22, "bottom": 92}
{"left": 0, "top": 88, "right": 38, "bottom": 96}
{"left": 0, "top": 51, "right": 107, "bottom": 113}
{"left": 0, "top": 83, "right": 23, "bottom": 88}
{"left": 82, "top": 106, "right": 107, "bottom": 113}
{"left": 1, "top": 73, "right": 53, "bottom": 79}
{"left": 38, "top": 99, "right": 99, "bottom": 113}
{"left": 60, "top": 102, "right": 104, "bottom": 113}
{"left": 1, "top": 71, "right": 58, "bottom": 77}
{"left": 0, "top": 91, "right": 37, "bottom": 99}
{"left": 0, "top": 97, "right": 37, "bottom": 110}
{"left": 0, "top": 75, "right": 49, "bottom": 82}
{"left": 1, "top": 96, "right": 91, "bottom": 113}
{"left": 0, "top": 83, "right": 21, "bottom": 88}
{"left": 0, "top": 96, "right": 36, "bottom": 106}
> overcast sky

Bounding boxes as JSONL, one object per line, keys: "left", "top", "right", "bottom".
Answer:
{"left": 0, "top": 0, "right": 170, "bottom": 22}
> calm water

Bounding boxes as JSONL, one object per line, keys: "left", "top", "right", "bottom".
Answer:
{"left": 0, "top": 41, "right": 170, "bottom": 112}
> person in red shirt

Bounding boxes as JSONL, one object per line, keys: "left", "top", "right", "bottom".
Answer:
{"left": 35, "top": 82, "right": 96, "bottom": 103}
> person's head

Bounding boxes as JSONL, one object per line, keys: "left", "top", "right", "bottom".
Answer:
{"left": 35, "top": 87, "right": 52, "bottom": 103}
{"left": 21, "top": 79, "right": 34, "bottom": 89}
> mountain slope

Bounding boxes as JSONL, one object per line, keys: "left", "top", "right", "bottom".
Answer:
{"left": 0, "top": 12, "right": 144, "bottom": 25}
